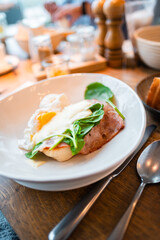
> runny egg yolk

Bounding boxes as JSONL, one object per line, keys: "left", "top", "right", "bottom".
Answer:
{"left": 36, "top": 112, "right": 56, "bottom": 131}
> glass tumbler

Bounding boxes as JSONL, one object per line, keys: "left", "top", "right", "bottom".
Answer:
{"left": 43, "top": 56, "right": 69, "bottom": 78}
{"left": 125, "top": 0, "right": 156, "bottom": 49}
{"left": 29, "top": 33, "right": 53, "bottom": 63}
{"left": 67, "top": 25, "right": 96, "bottom": 62}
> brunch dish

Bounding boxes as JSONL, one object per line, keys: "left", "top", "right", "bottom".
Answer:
{"left": 136, "top": 73, "right": 160, "bottom": 120}
{"left": 0, "top": 74, "right": 146, "bottom": 191}
{"left": 18, "top": 82, "right": 125, "bottom": 162}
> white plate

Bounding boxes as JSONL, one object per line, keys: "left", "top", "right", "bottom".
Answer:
{"left": 0, "top": 73, "right": 146, "bottom": 191}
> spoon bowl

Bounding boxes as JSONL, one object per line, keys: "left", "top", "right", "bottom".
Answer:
{"left": 137, "top": 140, "right": 160, "bottom": 184}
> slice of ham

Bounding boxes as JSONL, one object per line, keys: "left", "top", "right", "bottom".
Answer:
{"left": 80, "top": 101, "right": 124, "bottom": 154}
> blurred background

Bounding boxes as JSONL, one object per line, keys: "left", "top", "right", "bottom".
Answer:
{"left": 0, "top": 0, "right": 159, "bottom": 26}
{"left": 0, "top": 0, "right": 94, "bottom": 26}
{"left": 0, "top": 0, "right": 160, "bottom": 77}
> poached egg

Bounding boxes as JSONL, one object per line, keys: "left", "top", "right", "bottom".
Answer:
{"left": 18, "top": 93, "right": 92, "bottom": 152}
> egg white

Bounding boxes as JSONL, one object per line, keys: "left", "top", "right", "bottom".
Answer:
{"left": 33, "top": 100, "right": 92, "bottom": 145}
{"left": 18, "top": 93, "right": 69, "bottom": 150}
{"left": 18, "top": 93, "right": 93, "bottom": 154}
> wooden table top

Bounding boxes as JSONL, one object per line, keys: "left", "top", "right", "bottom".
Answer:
{"left": 0, "top": 60, "right": 160, "bottom": 240}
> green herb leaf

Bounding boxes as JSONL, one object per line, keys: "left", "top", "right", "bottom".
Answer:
{"left": 85, "top": 82, "right": 113, "bottom": 101}
{"left": 71, "top": 138, "right": 85, "bottom": 155}
{"left": 106, "top": 99, "right": 125, "bottom": 120}
{"left": 25, "top": 142, "right": 43, "bottom": 159}
{"left": 49, "top": 136, "right": 65, "bottom": 150}
{"left": 62, "top": 103, "right": 104, "bottom": 155}
{"left": 85, "top": 82, "right": 125, "bottom": 120}
{"left": 89, "top": 103, "right": 103, "bottom": 112}
{"left": 64, "top": 137, "right": 85, "bottom": 156}
{"left": 78, "top": 123, "right": 94, "bottom": 137}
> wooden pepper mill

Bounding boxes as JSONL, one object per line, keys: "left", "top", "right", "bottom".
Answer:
{"left": 103, "top": 0, "right": 125, "bottom": 67}
{"left": 91, "top": 0, "right": 107, "bottom": 57}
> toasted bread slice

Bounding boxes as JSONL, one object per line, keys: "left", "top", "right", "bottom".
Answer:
{"left": 146, "top": 77, "right": 160, "bottom": 110}
{"left": 43, "top": 145, "right": 72, "bottom": 162}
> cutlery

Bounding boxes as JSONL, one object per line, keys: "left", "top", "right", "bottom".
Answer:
{"left": 48, "top": 124, "right": 156, "bottom": 240}
{"left": 107, "top": 140, "right": 160, "bottom": 240}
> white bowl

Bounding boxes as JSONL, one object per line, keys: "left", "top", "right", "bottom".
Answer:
{"left": 134, "top": 25, "right": 160, "bottom": 70}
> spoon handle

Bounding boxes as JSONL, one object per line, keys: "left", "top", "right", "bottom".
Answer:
{"left": 107, "top": 181, "right": 146, "bottom": 240}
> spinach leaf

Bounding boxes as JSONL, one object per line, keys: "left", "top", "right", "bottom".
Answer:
{"left": 89, "top": 102, "right": 103, "bottom": 112}
{"left": 25, "top": 142, "right": 43, "bottom": 159}
{"left": 63, "top": 135, "right": 85, "bottom": 156}
{"left": 25, "top": 136, "right": 64, "bottom": 159}
{"left": 85, "top": 82, "right": 113, "bottom": 101}
{"left": 64, "top": 103, "right": 104, "bottom": 155}
{"left": 106, "top": 99, "right": 125, "bottom": 120}
{"left": 85, "top": 82, "right": 125, "bottom": 120}
{"left": 78, "top": 123, "right": 94, "bottom": 137}
{"left": 49, "top": 136, "right": 65, "bottom": 150}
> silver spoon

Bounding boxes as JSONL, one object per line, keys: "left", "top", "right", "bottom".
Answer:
{"left": 107, "top": 140, "right": 160, "bottom": 240}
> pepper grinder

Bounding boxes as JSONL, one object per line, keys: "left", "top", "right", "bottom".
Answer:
{"left": 91, "top": 0, "right": 107, "bottom": 57}
{"left": 103, "top": 0, "right": 125, "bottom": 67}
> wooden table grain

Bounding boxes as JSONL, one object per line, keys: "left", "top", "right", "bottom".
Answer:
{"left": 0, "top": 60, "right": 160, "bottom": 240}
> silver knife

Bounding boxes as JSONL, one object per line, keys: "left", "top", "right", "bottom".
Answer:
{"left": 48, "top": 124, "right": 156, "bottom": 240}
